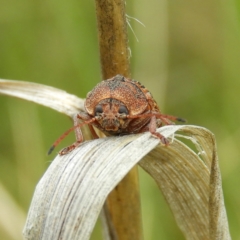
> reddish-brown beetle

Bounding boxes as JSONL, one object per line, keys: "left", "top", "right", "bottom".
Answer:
{"left": 48, "top": 75, "right": 185, "bottom": 155}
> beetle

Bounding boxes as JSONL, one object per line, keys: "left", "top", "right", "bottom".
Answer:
{"left": 48, "top": 74, "right": 185, "bottom": 155}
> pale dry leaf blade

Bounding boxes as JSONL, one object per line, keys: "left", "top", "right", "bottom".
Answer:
{"left": 0, "top": 79, "right": 84, "bottom": 117}
{"left": 23, "top": 132, "right": 160, "bottom": 240}
{"left": 209, "top": 144, "right": 230, "bottom": 240}
{"left": 23, "top": 125, "right": 231, "bottom": 240}
{"left": 171, "top": 126, "right": 230, "bottom": 239}
{"left": 139, "top": 125, "right": 231, "bottom": 240}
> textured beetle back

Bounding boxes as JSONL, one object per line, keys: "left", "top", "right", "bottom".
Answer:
{"left": 85, "top": 75, "right": 149, "bottom": 116}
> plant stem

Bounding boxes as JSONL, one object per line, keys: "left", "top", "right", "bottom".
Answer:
{"left": 95, "top": 0, "right": 143, "bottom": 239}
{"left": 95, "top": 0, "right": 130, "bottom": 79}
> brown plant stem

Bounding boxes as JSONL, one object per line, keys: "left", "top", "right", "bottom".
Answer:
{"left": 95, "top": 0, "right": 143, "bottom": 239}
{"left": 95, "top": 0, "right": 130, "bottom": 79}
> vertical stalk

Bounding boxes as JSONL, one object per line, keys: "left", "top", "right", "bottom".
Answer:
{"left": 95, "top": 0, "right": 143, "bottom": 239}
{"left": 95, "top": 0, "right": 130, "bottom": 79}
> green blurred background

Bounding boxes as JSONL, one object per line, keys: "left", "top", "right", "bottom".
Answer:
{"left": 0, "top": 0, "right": 240, "bottom": 239}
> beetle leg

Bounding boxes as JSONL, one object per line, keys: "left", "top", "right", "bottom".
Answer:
{"left": 58, "top": 114, "right": 96, "bottom": 156}
{"left": 74, "top": 113, "right": 84, "bottom": 142}
{"left": 58, "top": 114, "right": 84, "bottom": 155}
{"left": 149, "top": 115, "right": 169, "bottom": 145}
{"left": 59, "top": 141, "right": 82, "bottom": 155}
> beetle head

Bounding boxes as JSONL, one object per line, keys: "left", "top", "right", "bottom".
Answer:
{"left": 93, "top": 98, "right": 129, "bottom": 132}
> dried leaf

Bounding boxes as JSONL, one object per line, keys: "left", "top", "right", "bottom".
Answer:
{"left": 0, "top": 79, "right": 84, "bottom": 117}
{"left": 23, "top": 126, "right": 231, "bottom": 240}
{"left": 23, "top": 133, "right": 151, "bottom": 239}
{"left": 139, "top": 125, "right": 231, "bottom": 240}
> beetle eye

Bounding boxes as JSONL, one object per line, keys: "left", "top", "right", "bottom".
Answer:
{"left": 94, "top": 105, "right": 103, "bottom": 116}
{"left": 118, "top": 105, "right": 128, "bottom": 115}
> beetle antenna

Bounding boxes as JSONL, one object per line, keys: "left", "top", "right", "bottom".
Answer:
{"left": 176, "top": 117, "right": 186, "bottom": 123}
{"left": 48, "top": 118, "right": 96, "bottom": 155}
{"left": 159, "top": 114, "right": 186, "bottom": 123}
{"left": 127, "top": 113, "right": 186, "bottom": 123}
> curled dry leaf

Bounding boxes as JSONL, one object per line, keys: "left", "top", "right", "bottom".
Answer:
{"left": 0, "top": 79, "right": 84, "bottom": 117}
{"left": 23, "top": 126, "right": 231, "bottom": 240}
{"left": 0, "top": 79, "right": 231, "bottom": 239}
{"left": 140, "top": 126, "right": 231, "bottom": 240}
